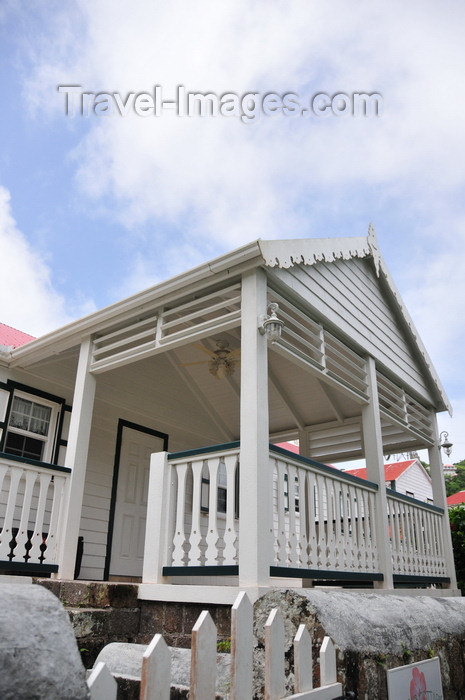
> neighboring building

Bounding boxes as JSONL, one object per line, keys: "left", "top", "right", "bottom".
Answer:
{"left": 447, "top": 491, "right": 465, "bottom": 508}
{"left": 0, "top": 227, "right": 458, "bottom": 599}
{"left": 443, "top": 463, "right": 457, "bottom": 477}
{"left": 344, "top": 459, "right": 433, "bottom": 503}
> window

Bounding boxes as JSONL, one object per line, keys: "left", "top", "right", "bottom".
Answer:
{"left": 200, "top": 459, "right": 234, "bottom": 516}
{"left": 217, "top": 461, "right": 227, "bottom": 514}
{"left": 4, "top": 393, "right": 58, "bottom": 462}
{"left": 284, "top": 473, "right": 299, "bottom": 512}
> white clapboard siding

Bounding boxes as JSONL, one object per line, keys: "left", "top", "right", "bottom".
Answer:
{"left": 270, "top": 257, "right": 434, "bottom": 404}
{"left": 0, "top": 387, "right": 9, "bottom": 428}
{"left": 396, "top": 464, "right": 433, "bottom": 502}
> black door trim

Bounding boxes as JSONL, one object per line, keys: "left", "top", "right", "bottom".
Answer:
{"left": 103, "top": 419, "right": 168, "bottom": 580}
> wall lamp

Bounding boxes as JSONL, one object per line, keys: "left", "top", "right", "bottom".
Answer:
{"left": 259, "top": 302, "right": 284, "bottom": 343}
{"left": 439, "top": 431, "right": 453, "bottom": 458}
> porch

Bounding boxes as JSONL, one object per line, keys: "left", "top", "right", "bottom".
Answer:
{"left": 0, "top": 234, "right": 458, "bottom": 600}
{"left": 138, "top": 441, "right": 452, "bottom": 602}
{"left": 0, "top": 440, "right": 452, "bottom": 599}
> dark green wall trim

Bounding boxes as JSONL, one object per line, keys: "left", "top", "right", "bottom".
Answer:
{"left": 269, "top": 444, "right": 379, "bottom": 490}
{"left": 53, "top": 400, "right": 67, "bottom": 464}
{"left": 168, "top": 441, "right": 240, "bottom": 460}
{"left": 0, "top": 451, "right": 71, "bottom": 473}
{"left": 0, "top": 386, "right": 14, "bottom": 453}
{"left": 270, "top": 566, "right": 384, "bottom": 581}
{"left": 163, "top": 565, "right": 239, "bottom": 577}
{"left": 104, "top": 419, "right": 169, "bottom": 581}
{"left": 386, "top": 488, "right": 444, "bottom": 514}
{"left": 0, "top": 561, "right": 58, "bottom": 574}
{"left": 0, "top": 380, "right": 66, "bottom": 464}
{"left": 393, "top": 574, "right": 451, "bottom": 585}
{"left": 5, "top": 379, "right": 66, "bottom": 407}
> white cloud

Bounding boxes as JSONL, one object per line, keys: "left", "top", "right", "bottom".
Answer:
{"left": 5, "top": 0, "right": 465, "bottom": 460}
{"left": 0, "top": 186, "right": 93, "bottom": 336}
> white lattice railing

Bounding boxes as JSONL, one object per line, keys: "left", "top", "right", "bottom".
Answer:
{"left": 0, "top": 455, "right": 70, "bottom": 571}
{"left": 387, "top": 491, "right": 447, "bottom": 579}
{"left": 270, "top": 446, "right": 380, "bottom": 577}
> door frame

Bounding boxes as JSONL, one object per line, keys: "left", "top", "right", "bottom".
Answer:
{"left": 104, "top": 419, "right": 169, "bottom": 580}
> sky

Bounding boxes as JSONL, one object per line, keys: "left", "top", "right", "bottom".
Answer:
{"left": 0, "top": 0, "right": 464, "bottom": 462}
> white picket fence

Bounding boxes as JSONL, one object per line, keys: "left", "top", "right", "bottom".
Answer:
{"left": 87, "top": 591, "right": 343, "bottom": 700}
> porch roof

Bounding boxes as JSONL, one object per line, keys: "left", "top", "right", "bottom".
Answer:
{"left": 5, "top": 229, "right": 451, "bottom": 425}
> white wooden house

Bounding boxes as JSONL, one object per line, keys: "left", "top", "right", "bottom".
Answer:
{"left": 344, "top": 459, "right": 434, "bottom": 503}
{"left": 0, "top": 226, "right": 458, "bottom": 602}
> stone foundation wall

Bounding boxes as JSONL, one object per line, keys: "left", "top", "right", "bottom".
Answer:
{"left": 35, "top": 579, "right": 232, "bottom": 669}
{"left": 253, "top": 589, "right": 465, "bottom": 700}
{"left": 35, "top": 580, "right": 465, "bottom": 699}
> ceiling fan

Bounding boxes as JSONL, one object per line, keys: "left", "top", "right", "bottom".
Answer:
{"left": 181, "top": 340, "right": 240, "bottom": 379}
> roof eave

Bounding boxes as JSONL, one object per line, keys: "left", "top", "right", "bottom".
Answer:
{"left": 9, "top": 239, "right": 265, "bottom": 366}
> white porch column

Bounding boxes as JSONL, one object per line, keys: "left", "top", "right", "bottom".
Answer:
{"left": 428, "top": 413, "right": 458, "bottom": 589}
{"left": 57, "top": 336, "right": 96, "bottom": 579}
{"left": 142, "top": 451, "right": 172, "bottom": 583}
{"left": 362, "top": 356, "right": 394, "bottom": 589}
{"left": 239, "top": 268, "right": 273, "bottom": 588}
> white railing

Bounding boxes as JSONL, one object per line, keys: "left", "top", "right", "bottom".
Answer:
{"left": 271, "top": 446, "right": 379, "bottom": 577}
{"left": 88, "top": 591, "right": 343, "bottom": 700}
{"left": 167, "top": 444, "right": 240, "bottom": 569}
{"left": 387, "top": 491, "right": 447, "bottom": 579}
{"left": 144, "top": 443, "right": 450, "bottom": 586}
{"left": 0, "top": 455, "right": 70, "bottom": 569}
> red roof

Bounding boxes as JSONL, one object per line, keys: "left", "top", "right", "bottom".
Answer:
{"left": 447, "top": 491, "right": 465, "bottom": 506}
{"left": 0, "top": 323, "right": 35, "bottom": 348}
{"left": 275, "top": 442, "right": 300, "bottom": 454}
{"left": 344, "top": 459, "right": 418, "bottom": 482}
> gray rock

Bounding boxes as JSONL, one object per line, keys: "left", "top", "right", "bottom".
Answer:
{"left": 254, "top": 588, "right": 465, "bottom": 655}
{"left": 0, "top": 583, "right": 89, "bottom": 700}
{"left": 95, "top": 641, "right": 231, "bottom": 697}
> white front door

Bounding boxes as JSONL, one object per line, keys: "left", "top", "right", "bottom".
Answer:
{"left": 109, "top": 427, "right": 166, "bottom": 577}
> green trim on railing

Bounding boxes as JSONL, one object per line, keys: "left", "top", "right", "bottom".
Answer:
{"left": 168, "top": 441, "right": 240, "bottom": 460}
{"left": 270, "top": 566, "right": 384, "bottom": 581}
{"left": 269, "top": 444, "right": 379, "bottom": 490}
{"left": 393, "top": 574, "right": 450, "bottom": 585}
{"left": 163, "top": 565, "right": 239, "bottom": 577}
{"left": 386, "top": 488, "right": 444, "bottom": 514}
{"left": 0, "top": 452, "right": 71, "bottom": 474}
{"left": 0, "top": 561, "right": 58, "bottom": 574}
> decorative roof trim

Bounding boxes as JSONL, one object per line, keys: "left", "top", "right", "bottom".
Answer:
{"left": 258, "top": 231, "right": 374, "bottom": 269}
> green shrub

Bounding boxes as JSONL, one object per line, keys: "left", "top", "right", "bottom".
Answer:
{"left": 449, "top": 506, "right": 465, "bottom": 594}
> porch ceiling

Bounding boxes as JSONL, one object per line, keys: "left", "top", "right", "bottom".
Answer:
{"left": 16, "top": 331, "right": 362, "bottom": 451}
{"left": 16, "top": 331, "right": 428, "bottom": 460}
